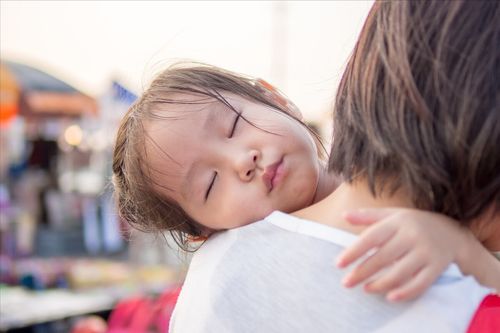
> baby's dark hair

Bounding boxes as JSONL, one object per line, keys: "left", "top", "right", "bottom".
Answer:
{"left": 330, "top": 0, "right": 500, "bottom": 225}
{"left": 112, "top": 62, "right": 323, "bottom": 250}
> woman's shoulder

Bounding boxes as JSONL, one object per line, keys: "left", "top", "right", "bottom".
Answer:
{"left": 265, "top": 210, "right": 358, "bottom": 248}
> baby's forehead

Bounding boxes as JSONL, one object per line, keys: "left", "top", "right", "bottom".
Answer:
{"left": 142, "top": 90, "right": 240, "bottom": 173}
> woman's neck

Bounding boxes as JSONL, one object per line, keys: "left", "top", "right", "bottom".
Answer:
{"left": 295, "top": 179, "right": 414, "bottom": 235}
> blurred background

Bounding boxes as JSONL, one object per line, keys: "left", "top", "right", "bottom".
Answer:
{"left": 0, "top": 1, "right": 372, "bottom": 332}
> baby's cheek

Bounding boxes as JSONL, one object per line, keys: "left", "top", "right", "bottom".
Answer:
{"left": 232, "top": 200, "right": 272, "bottom": 227}
{"left": 218, "top": 201, "right": 250, "bottom": 228}
{"left": 222, "top": 179, "right": 282, "bottom": 227}
{"left": 289, "top": 179, "right": 316, "bottom": 208}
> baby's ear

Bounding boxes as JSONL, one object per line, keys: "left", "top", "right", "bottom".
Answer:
{"left": 186, "top": 234, "right": 209, "bottom": 243}
{"left": 185, "top": 224, "right": 213, "bottom": 243}
{"left": 255, "top": 79, "right": 303, "bottom": 120}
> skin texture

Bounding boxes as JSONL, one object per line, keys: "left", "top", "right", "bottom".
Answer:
{"left": 144, "top": 92, "right": 334, "bottom": 231}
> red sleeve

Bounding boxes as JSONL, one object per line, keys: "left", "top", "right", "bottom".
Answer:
{"left": 467, "top": 294, "right": 500, "bottom": 333}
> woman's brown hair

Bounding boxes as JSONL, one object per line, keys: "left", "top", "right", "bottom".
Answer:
{"left": 112, "top": 63, "right": 324, "bottom": 250}
{"left": 330, "top": 0, "right": 499, "bottom": 225}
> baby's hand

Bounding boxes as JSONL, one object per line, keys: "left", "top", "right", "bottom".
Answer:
{"left": 336, "top": 208, "right": 468, "bottom": 302}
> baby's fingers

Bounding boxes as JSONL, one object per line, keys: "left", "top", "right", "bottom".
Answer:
{"left": 342, "top": 236, "right": 406, "bottom": 288}
{"left": 337, "top": 223, "right": 397, "bottom": 268}
{"left": 363, "top": 251, "right": 425, "bottom": 295}
{"left": 386, "top": 267, "right": 438, "bottom": 302}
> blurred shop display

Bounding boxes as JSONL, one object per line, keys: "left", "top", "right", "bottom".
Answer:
{"left": 70, "top": 316, "right": 107, "bottom": 333}
{"left": 1, "top": 257, "right": 181, "bottom": 290}
{"left": 0, "top": 257, "right": 183, "bottom": 331}
{"left": 0, "top": 63, "right": 20, "bottom": 126}
{"left": 0, "top": 61, "right": 97, "bottom": 120}
{"left": 104, "top": 285, "right": 181, "bottom": 333}
{"left": 0, "top": 60, "right": 133, "bottom": 260}
{"left": 0, "top": 60, "right": 186, "bottom": 332}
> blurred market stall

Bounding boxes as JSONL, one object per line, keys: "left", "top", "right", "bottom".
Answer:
{"left": 0, "top": 60, "right": 97, "bottom": 121}
{"left": 1, "top": 60, "right": 103, "bottom": 259}
{"left": 0, "top": 60, "right": 185, "bottom": 333}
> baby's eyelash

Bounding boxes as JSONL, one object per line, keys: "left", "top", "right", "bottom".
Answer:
{"left": 205, "top": 172, "right": 217, "bottom": 201}
{"left": 228, "top": 112, "right": 241, "bottom": 138}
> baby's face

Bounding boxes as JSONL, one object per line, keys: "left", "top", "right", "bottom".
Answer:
{"left": 144, "top": 92, "right": 321, "bottom": 231}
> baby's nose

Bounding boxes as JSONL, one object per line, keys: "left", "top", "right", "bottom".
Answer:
{"left": 237, "top": 150, "right": 260, "bottom": 181}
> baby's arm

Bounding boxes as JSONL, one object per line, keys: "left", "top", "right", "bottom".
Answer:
{"left": 335, "top": 208, "right": 500, "bottom": 301}
{"left": 457, "top": 229, "right": 500, "bottom": 294}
